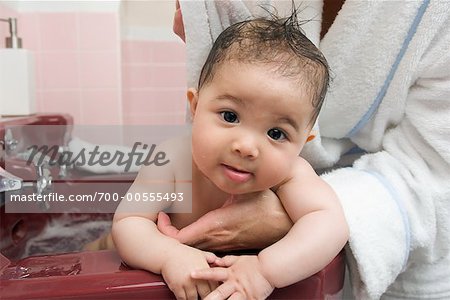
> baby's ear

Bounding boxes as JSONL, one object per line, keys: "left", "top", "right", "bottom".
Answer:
{"left": 187, "top": 88, "right": 199, "bottom": 117}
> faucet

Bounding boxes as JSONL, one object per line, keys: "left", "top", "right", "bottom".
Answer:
{"left": 0, "top": 166, "right": 24, "bottom": 193}
{"left": 3, "top": 129, "right": 18, "bottom": 155}
{"left": 0, "top": 164, "right": 52, "bottom": 211}
{"left": 1, "top": 128, "right": 54, "bottom": 210}
{"left": 0, "top": 144, "right": 53, "bottom": 211}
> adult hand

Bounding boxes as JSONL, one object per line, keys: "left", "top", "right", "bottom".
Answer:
{"left": 173, "top": 0, "right": 185, "bottom": 42}
{"left": 157, "top": 189, "right": 292, "bottom": 251}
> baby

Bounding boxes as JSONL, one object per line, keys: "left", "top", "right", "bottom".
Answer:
{"left": 112, "top": 12, "right": 348, "bottom": 300}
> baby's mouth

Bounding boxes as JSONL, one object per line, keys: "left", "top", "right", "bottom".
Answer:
{"left": 224, "top": 164, "right": 248, "bottom": 172}
{"left": 221, "top": 164, "right": 253, "bottom": 183}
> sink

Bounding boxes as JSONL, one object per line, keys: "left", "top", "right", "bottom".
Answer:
{"left": 0, "top": 114, "right": 345, "bottom": 299}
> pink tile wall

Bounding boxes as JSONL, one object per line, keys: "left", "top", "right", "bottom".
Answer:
{"left": 121, "top": 40, "right": 187, "bottom": 125}
{"left": 1, "top": 3, "right": 188, "bottom": 126}
{"left": 0, "top": 4, "right": 121, "bottom": 125}
{"left": 32, "top": 12, "right": 120, "bottom": 125}
{"left": 0, "top": 4, "right": 19, "bottom": 48}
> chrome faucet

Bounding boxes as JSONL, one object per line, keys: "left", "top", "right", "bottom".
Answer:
{"left": 0, "top": 165, "right": 51, "bottom": 211}
{"left": 0, "top": 166, "right": 24, "bottom": 193}
{"left": 3, "top": 129, "right": 19, "bottom": 155}
{"left": 1, "top": 128, "right": 53, "bottom": 210}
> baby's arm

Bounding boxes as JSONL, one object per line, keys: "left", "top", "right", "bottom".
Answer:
{"left": 112, "top": 163, "right": 180, "bottom": 273}
{"left": 258, "top": 157, "right": 349, "bottom": 287}
{"left": 112, "top": 139, "right": 218, "bottom": 299}
{"left": 193, "top": 157, "right": 348, "bottom": 299}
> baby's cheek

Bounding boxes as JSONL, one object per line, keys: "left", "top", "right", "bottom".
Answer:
{"left": 268, "top": 158, "right": 292, "bottom": 183}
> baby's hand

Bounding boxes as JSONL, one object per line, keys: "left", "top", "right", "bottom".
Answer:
{"left": 161, "top": 244, "right": 219, "bottom": 299}
{"left": 191, "top": 255, "right": 274, "bottom": 300}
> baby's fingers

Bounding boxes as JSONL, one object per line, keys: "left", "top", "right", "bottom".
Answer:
{"left": 170, "top": 286, "right": 187, "bottom": 300}
{"left": 204, "top": 281, "right": 236, "bottom": 300}
{"left": 185, "top": 285, "right": 198, "bottom": 300}
{"left": 196, "top": 281, "right": 212, "bottom": 299}
{"left": 214, "top": 255, "right": 238, "bottom": 267}
{"left": 208, "top": 280, "right": 219, "bottom": 294}
{"left": 228, "top": 292, "right": 246, "bottom": 300}
{"left": 191, "top": 267, "right": 229, "bottom": 282}
{"left": 203, "top": 251, "right": 219, "bottom": 264}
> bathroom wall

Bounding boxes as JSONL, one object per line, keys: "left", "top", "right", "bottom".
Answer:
{"left": 121, "top": 0, "right": 187, "bottom": 125}
{"left": 0, "top": 3, "right": 18, "bottom": 46}
{"left": 0, "top": 1, "right": 187, "bottom": 125}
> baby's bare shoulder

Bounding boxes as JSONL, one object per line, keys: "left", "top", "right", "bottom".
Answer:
{"left": 137, "top": 134, "right": 191, "bottom": 178}
{"left": 289, "top": 156, "right": 317, "bottom": 180}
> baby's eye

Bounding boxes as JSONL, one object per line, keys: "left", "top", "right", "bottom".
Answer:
{"left": 220, "top": 111, "right": 239, "bottom": 123}
{"left": 267, "top": 128, "right": 287, "bottom": 141}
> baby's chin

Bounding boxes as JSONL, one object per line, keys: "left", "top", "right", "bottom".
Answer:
{"left": 213, "top": 179, "right": 274, "bottom": 196}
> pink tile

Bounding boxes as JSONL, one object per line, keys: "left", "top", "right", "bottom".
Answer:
{"left": 34, "top": 54, "right": 43, "bottom": 91}
{"left": 153, "top": 90, "right": 186, "bottom": 111}
{"left": 123, "top": 113, "right": 185, "bottom": 125}
{"left": 19, "top": 13, "right": 39, "bottom": 51}
{"left": 38, "top": 13, "right": 77, "bottom": 51}
{"left": 121, "top": 89, "right": 152, "bottom": 114}
{"left": 79, "top": 52, "right": 119, "bottom": 88}
{"left": 122, "top": 64, "right": 153, "bottom": 89}
{"left": 0, "top": 3, "right": 18, "bottom": 19}
{"left": 122, "top": 89, "right": 186, "bottom": 115}
{"left": 79, "top": 13, "right": 118, "bottom": 51}
{"left": 123, "top": 114, "right": 151, "bottom": 125}
{"left": 151, "top": 65, "right": 187, "bottom": 88}
{"left": 80, "top": 90, "right": 121, "bottom": 125}
{"left": 152, "top": 41, "right": 186, "bottom": 63}
{"left": 123, "top": 64, "right": 186, "bottom": 90}
{"left": 39, "top": 90, "right": 82, "bottom": 124}
{"left": 39, "top": 52, "right": 79, "bottom": 89}
{"left": 35, "top": 91, "right": 43, "bottom": 111}
{"left": 0, "top": 4, "right": 19, "bottom": 48}
{"left": 121, "top": 40, "right": 154, "bottom": 64}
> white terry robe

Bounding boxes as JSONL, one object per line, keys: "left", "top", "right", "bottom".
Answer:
{"left": 179, "top": 0, "right": 450, "bottom": 299}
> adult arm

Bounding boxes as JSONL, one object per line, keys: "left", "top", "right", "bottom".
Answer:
{"left": 321, "top": 20, "right": 450, "bottom": 298}
{"left": 158, "top": 188, "right": 293, "bottom": 251}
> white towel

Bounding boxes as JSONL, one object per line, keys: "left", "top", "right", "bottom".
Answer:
{"left": 180, "top": 0, "right": 323, "bottom": 89}
{"left": 180, "top": 0, "right": 450, "bottom": 299}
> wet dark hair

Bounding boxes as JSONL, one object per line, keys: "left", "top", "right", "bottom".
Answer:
{"left": 197, "top": 7, "right": 330, "bottom": 124}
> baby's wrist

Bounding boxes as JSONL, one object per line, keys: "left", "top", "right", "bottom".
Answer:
{"left": 159, "top": 240, "right": 184, "bottom": 272}
{"left": 256, "top": 254, "right": 276, "bottom": 289}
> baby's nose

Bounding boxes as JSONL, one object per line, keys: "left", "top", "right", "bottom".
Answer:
{"left": 231, "top": 137, "right": 259, "bottom": 159}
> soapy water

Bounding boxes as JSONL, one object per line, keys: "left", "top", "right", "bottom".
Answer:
{"left": 23, "top": 214, "right": 112, "bottom": 258}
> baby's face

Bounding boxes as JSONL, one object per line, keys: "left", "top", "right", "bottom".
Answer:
{"left": 189, "top": 62, "right": 315, "bottom": 194}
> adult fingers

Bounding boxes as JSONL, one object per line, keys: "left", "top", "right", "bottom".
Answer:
{"left": 172, "top": 0, "right": 185, "bottom": 42}
{"left": 174, "top": 211, "right": 220, "bottom": 246}
{"left": 156, "top": 212, "right": 180, "bottom": 238}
